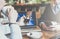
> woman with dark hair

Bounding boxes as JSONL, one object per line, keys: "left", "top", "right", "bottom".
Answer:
{"left": 39, "top": 0, "right": 60, "bottom": 31}
{"left": 39, "top": 0, "right": 60, "bottom": 30}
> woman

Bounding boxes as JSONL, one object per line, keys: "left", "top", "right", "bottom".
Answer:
{"left": 40, "top": 0, "right": 60, "bottom": 26}
{"left": 0, "top": 0, "right": 23, "bottom": 39}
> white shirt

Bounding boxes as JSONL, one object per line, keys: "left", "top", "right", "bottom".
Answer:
{"left": 52, "top": 0, "right": 60, "bottom": 15}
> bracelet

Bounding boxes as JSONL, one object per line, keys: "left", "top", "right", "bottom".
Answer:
{"left": 2, "top": 22, "right": 16, "bottom": 25}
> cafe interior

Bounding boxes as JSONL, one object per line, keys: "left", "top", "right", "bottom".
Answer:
{"left": 0, "top": 0, "right": 60, "bottom": 39}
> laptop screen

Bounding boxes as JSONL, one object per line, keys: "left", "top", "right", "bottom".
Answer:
{"left": 17, "top": 11, "right": 36, "bottom": 28}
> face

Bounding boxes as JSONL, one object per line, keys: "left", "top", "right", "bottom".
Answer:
{"left": 26, "top": 11, "right": 32, "bottom": 17}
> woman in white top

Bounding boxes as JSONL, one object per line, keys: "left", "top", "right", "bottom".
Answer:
{"left": 0, "top": 0, "right": 23, "bottom": 39}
